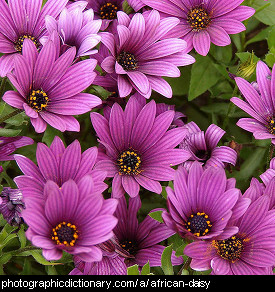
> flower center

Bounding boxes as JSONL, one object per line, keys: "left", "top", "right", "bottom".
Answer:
{"left": 186, "top": 212, "right": 212, "bottom": 237}
{"left": 267, "top": 117, "right": 275, "bottom": 135}
{"left": 15, "top": 35, "right": 39, "bottom": 52}
{"left": 118, "top": 150, "right": 141, "bottom": 175}
{"left": 117, "top": 52, "right": 138, "bottom": 71}
{"left": 99, "top": 2, "right": 118, "bottom": 20}
{"left": 213, "top": 235, "right": 244, "bottom": 262}
{"left": 27, "top": 89, "right": 49, "bottom": 112}
{"left": 120, "top": 239, "right": 138, "bottom": 255}
{"left": 51, "top": 221, "right": 79, "bottom": 247}
{"left": 195, "top": 149, "right": 211, "bottom": 162}
{"left": 187, "top": 7, "right": 211, "bottom": 30}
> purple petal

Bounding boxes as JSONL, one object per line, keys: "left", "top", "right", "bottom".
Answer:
{"left": 193, "top": 30, "right": 210, "bottom": 56}
{"left": 122, "top": 175, "right": 140, "bottom": 198}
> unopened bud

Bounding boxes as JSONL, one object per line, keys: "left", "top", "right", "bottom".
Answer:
{"left": 236, "top": 52, "right": 257, "bottom": 79}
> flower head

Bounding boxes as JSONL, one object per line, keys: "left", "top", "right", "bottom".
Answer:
{"left": 184, "top": 195, "right": 275, "bottom": 275}
{"left": 162, "top": 162, "right": 250, "bottom": 241}
{"left": 179, "top": 122, "right": 237, "bottom": 169}
{"left": 110, "top": 196, "right": 183, "bottom": 268}
{"left": 91, "top": 95, "right": 191, "bottom": 198}
{"left": 142, "top": 0, "right": 255, "bottom": 56}
{"left": 80, "top": 0, "right": 125, "bottom": 31}
{"left": 3, "top": 39, "right": 101, "bottom": 133}
{"left": 98, "top": 10, "right": 195, "bottom": 98}
{"left": 0, "top": 0, "right": 68, "bottom": 76}
{"left": 231, "top": 61, "right": 275, "bottom": 145}
{"left": 0, "top": 187, "right": 25, "bottom": 226}
{"left": 14, "top": 136, "right": 107, "bottom": 205}
{"left": 43, "top": 2, "right": 102, "bottom": 58}
{"left": 0, "top": 136, "right": 33, "bottom": 161}
{"left": 22, "top": 179, "right": 118, "bottom": 262}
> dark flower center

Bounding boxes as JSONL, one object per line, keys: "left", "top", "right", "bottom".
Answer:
{"left": 213, "top": 235, "right": 244, "bottom": 262}
{"left": 118, "top": 150, "right": 141, "bottom": 175}
{"left": 267, "top": 117, "right": 275, "bottom": 135}
{"left": 51, "top": 221, "right": 79, "bottom": 247}
{"left": 27, "top": 89, "right": 49, "bottom": 112}
{"left": 117, "top": 52, "right": 138, "bottom": 71}
{"left": 100, "top": 2, "right": 118, "bottom": 20}
{"left": 195, "top": 149, "right": 211, "bottom": 162}
{"left": 187, "top": 7, "right": 211, "bottom": 30}
{"left": 15, "top": 35, "right": 39, "bottom": 52}
{"left": 186, "top": 212, "right": 212, "bottom": 237}
{"left": 120, "top": 239, "right": 138, "bottom": 255}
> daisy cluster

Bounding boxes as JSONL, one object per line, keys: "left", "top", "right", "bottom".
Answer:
{"left": 0, "top": 0, "right": 274, "bottom": 276}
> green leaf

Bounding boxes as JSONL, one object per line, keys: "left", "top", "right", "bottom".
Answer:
{"left": 252, "top": 0, "right": 275, "bottom": 26}
{"left": 42, "top": 125, "right": 64, "bottom": 146}
{"left": 246, "top": 25, "right": 274, "bottom": 47}
{"left": 149, "top": 210, "right": 163, "bottom": 223}
{"left": 0, "top": 233, "right": 18, "bottom": 250}
{"left": 20, "top": 258, "right": 32, "bottom": 275}
{"left": 235, "top": 52, "right": 259, "bottom": 63}
{"left": 0, "top": 253, "right": 12, "bottom": 265}
{"left": 46, "top": 265, "right": 59, "bottom": 275}
{"left": 0, "top": 128, "right": 22, "bottom": 137}
{"left": 267, "top": 25, "right": 275, "bottom": 49}
{"left": 165, "top": 66, "right": 191, "bottom": 96}
{"left": 161, "top": 244, "right": 174, "bottom": 275}
{"left": 232, "top": 146, "right": 267, "bottom": 182}
{"left": 231, "top": 34, "right": 242, "bottom": 52}
{"left": 188, "top": 54, "right": 221, "bottom": 101}
{"left": 127, "top": 264, "right": 139, "bottom": 275}
{"left": 209, "top": 44, "right": 232, "bottom": 65}
{"left": 141, "top": 261, "right": 151, "bottom": 275}
{"left": 17, "top": 226, "right": 27, "bottom": 249}
{"left": 265, "top": 50, "right": 275, "bottom": 67}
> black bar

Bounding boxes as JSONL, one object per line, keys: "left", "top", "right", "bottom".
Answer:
{"left": 0, "top": 275, "right": 273, "bottom": 290}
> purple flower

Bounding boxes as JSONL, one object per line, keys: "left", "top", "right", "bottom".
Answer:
{"left": 231, "top": 61, "right": 275, "bottom": 145}
{"left": 135, "top": 95, "right": 186, "bottom": 128}
{"left": 80, "top": 0, "right": 125, "bottom": 31}
{"left": 42, "top": 2, "right": 102, "bottom": 58}
{"left": 127, "top": 0, "right": 145, "bottom": 12}
{"left": 110, "top": 196, "right": 183, "bottom": 268}
{"left": 70, "top": 253, "right": 127, "bottom": 275}
{"left": 2, "top": 39, "right": 101, "bottom": 133}
{"left": 162, "top": 162, "right": 250, "bottom": 241}
{"left": 91, "top": 95, "right": 191, "bottom": 198}
{"left": 260, "top": 158, "right": 275, "bottom": 186}
{"left": 141, "top": 0, "right": 255, "bottom": 56}
{"left": 0, "top": 0, "right": 68, "bottom": 77}
{"left": 244, "top": 176, "right": 275, "bottom": 211}
{"left": 14, "top": 136, "right": 107, "bottom": 205}
{"left": 0, "top": 136, "right": 33, "bottom": 161}
{"left": 98, "top": 10, "right": 195, "bottom": 98}
{"left": 0, "top": 187, "right": 25, "bottom": 226}
{"left": 184, "top": 195, "right": 275, "bottom": 275}
{"left": 22, "top": 179, "right": 118, "bottom": 262}
{"left": 179, "top": 122, "right": 237, "bottom": 169}
{"left": 101, "top": 94, "right": 186, "bottom": 128}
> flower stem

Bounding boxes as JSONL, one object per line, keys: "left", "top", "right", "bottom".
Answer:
{"left": 0, "top": 109, "right": 22, "bottom": 124}
{"left": 178, "top": 257, "right": 192, "bottom": 275}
